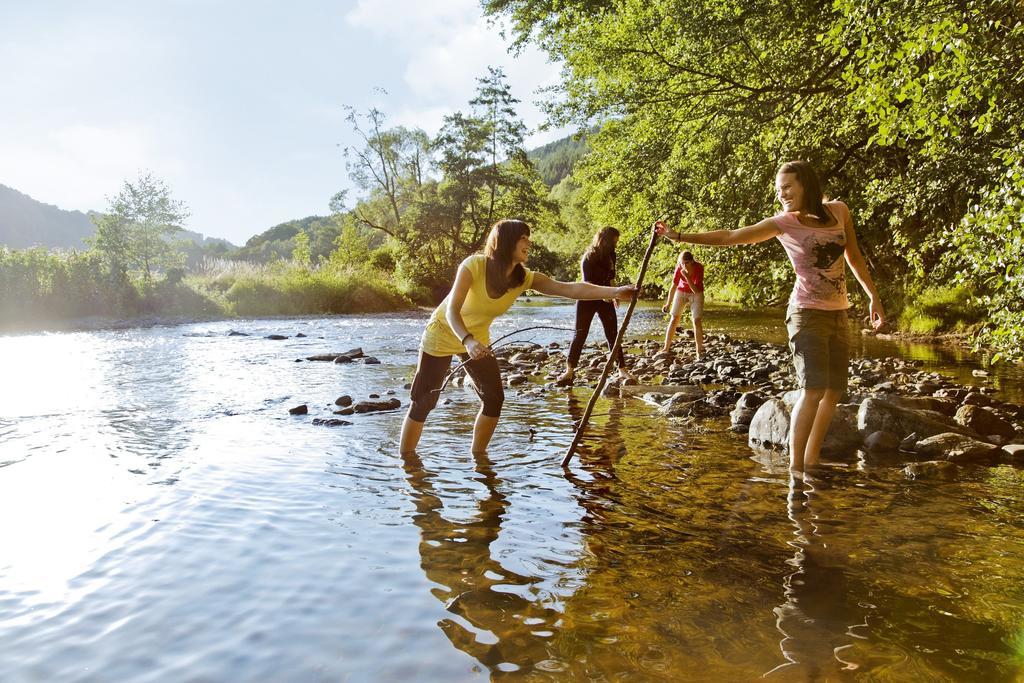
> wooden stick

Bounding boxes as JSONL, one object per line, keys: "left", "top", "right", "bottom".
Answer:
{"left": 561, "top": 225, "right": 661, "bottom": 468}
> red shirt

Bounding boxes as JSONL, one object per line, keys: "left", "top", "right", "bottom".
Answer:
{"left": 673, "top": 259, "right": 704, "bottom": 293}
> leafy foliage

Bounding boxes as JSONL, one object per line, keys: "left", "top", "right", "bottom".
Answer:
{"left": 484, "top": 0, "right": 1024, "bottom": 359}
{"left": 91, "top": 172, "right": 189, "bottom": 284}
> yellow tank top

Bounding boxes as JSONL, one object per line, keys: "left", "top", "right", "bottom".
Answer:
{"left": 421, "top": 254, "right": 534, "bottom": 356}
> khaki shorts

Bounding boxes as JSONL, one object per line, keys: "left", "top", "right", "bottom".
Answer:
{"left": 785, "top": 306, "right": 850, "bottom": 391}
{"left": 670, "top": 289, "right": 704, "bottom": 320}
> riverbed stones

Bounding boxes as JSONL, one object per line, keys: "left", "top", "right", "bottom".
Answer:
{"left": 334, "top": 395, "right": 353, "bottom": 407}
{"left": 333, "top": 407, "right": 355, "bottom": 416}
{"left": 288, "top": 404, "right": 308, "bottom": 415}
{"left": 914, "top": 432, "right": 999, "bottom": 462}
{"left": 353, "top": 397, "right": 402, "bottom": 413}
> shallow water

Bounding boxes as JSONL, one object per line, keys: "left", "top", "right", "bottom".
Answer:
{"left": 2, "top": 303, "right": 1023, "bottom": 681}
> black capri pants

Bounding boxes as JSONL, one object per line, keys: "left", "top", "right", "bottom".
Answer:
{"left": 567, "top": 300, "right": 626, "bottom": 368}
{"left": 408, "top": 351, "right": 504, "bottom": 422}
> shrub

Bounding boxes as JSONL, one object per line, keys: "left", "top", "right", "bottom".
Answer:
{"left": 898, "top": 285, "right": 985, "bottom": 335}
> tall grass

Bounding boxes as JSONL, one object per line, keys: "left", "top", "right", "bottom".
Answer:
{"left": 1, "top": 249, "right": 413, "bottom": 330}
{"left": 191, "top": 257, "right": 412, "bottom": 315}
{"left": 897, "top": 285, "right": 986, "bottom": 335}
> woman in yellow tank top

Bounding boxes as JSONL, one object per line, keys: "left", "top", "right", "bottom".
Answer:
{"left": 400, "top": 219, "right": 636, "bottom": 455}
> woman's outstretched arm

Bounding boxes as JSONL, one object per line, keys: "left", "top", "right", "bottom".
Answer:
{"left": 656, "top": 217, "right": 781, "bottom": 246}
{"left": 839, "top": 205, "right": 885, "bottom": 328}
{"left": 530, "top": 273, "right": 635, "bottom": 301}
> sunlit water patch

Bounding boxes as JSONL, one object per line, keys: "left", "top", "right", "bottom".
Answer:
{"left": 1, "top": 306, "right": 1023, "bottom": 681}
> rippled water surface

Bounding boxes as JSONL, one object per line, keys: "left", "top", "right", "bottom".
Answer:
{"left": 2, "top": 303, "right": 1024, "bottom": 681}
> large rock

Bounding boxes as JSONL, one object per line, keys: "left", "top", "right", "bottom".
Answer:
{"left": 953, "top": 405, "right": 1016, "bottom": 440}
{"left": 748, "top": 398, "right": 791, "bottom": 449}
{"left": 863, "top": 430, "right": 900, "bottom": 454}
{"left": 878, "top": 395, "right": 958, "bottom": 417}
{"left": 352, "top": 397, "right": 402, "bottom": 413}
{"left": 914, "top": 432, "right": 999, "bottom": 462}
{"left": 857, "top": 397, "right": 973, "bottom": 440}
{"left": 659, "top": 393, "right": 704, "bottom": 417}
{"left": 748, "top": 396, "right": 860, "bottom": 455}
{"left": 903, "top": 461, "right": 958, "bottom": 480}
{"left": 307, "top": 348, "right": 364, "bottom": 362}
{"left": 730, "top": 391, "right": 767, "bottom": 428}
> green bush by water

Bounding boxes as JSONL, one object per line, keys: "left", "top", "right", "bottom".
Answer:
{"left": 898, "top": 285, "right": 985, "bottom": 335}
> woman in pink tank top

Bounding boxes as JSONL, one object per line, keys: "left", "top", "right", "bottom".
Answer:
{"left": 656, "top": 160, "right": 885, "bottom": 474}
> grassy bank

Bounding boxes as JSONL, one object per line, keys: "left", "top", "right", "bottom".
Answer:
{"left": 0, "top": 249, "right": 414, "bottom": 332}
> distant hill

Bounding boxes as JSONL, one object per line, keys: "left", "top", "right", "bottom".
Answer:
{"left": 0, "top": 184, "right": 96, "bottom": 249}
{"left": 527, "top": 131, "right": 592, "bottom": 187}
{"left": 0, "top": 183, "right": 237, "bottom": 256}
{"left": 231, "top": 215, "right": 353, "bottom": 264}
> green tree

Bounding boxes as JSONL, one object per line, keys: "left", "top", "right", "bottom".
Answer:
{"left": 291, "top": 230, "right": 311, "bottom": 267}
{"left": 484, "top": 0, "right": 1024, "bottom": 357}
{"left": 91, "top": 173, "right": 189, "bottom": 284}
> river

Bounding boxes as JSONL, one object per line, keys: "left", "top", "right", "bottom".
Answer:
{"left": 2, "top": 302, "right": 1023, "bottom": 681}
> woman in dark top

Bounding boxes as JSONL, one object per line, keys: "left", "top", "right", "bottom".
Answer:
{"left": 557, "top": 227, "right": 635, "bottom": 385}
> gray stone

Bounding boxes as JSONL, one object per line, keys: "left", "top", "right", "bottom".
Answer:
{"left": 914, "top": 432, "right": 999, "bottom": 462}
{"left": 903, "top": 461, "right": 958, "bottom": 480}
{"left": 954, "top": 405, "right": 1015, "bottom": 439}
{"left": 747, "top": 396, "right": 860, "bottom": 455}
{"left": 899, "top": 432, "right": 919, "bottom": 452}
{"left": 352, "top": 398, "right": 402, "bottom": 413}
{"left": 748, "top": 399, "right": 790, "bottom": 449}
{"left": 857, "top": 397, "right": 972, "bottom": 440}
{"left": 266, "top": 334, "right": 288, "bottom": 340}
{"left": 1001, "top": 444, "right": 1024, "bottom": 458}
{"left": 879, "top": 395, "right": 957, "bottom": 416}
{"left": 864, "top": 430, "right": 900, "bottom": 453}
{"left": 312, "top": 418, "right": 352, "bottom": 427}
{"left": 659, "top": 393, "right": 702, "bottom": 417}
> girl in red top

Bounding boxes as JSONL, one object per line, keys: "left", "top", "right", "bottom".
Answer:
{"left": 661, "top": 250, "right": 705, "bottom": 358}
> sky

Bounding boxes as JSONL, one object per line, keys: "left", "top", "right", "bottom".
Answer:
{"left": 0, "top": 0, "right": 568, "bottom": 245}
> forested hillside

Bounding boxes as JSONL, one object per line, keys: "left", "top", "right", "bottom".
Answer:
{"left": 0, "top": 184, "right": 95, "bottom": 249}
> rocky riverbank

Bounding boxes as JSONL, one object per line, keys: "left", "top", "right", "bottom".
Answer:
{"left": 473, "top": 331, "right": 1024, "bottom": 475}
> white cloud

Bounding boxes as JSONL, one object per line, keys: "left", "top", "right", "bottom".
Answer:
{"left": 346, "top": 0, "right": 480, "bottom": 40}
{"left": 346, "top": 0, "right": 564, "bottom": 143}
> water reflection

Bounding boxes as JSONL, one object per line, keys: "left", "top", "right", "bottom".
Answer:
{"left": 764, "top": 477, "right": 869, "bottom": 680}
{"left": 401, "top": 450, "right": 561, "bottom": 676}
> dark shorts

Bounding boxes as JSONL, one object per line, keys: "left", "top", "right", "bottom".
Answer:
{"left": 785, "top": 306, "right": 850, "bottom": 392}
{"left": 408, "top": 351, "right": 504, "bottom": 422}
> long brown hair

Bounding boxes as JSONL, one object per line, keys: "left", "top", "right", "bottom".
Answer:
{"left": 583, "top": 226, "right": 619, "bottom": 272}
{"left": 778, "top": 160, "right": 834, "bottom": 225}
{"left": 484, "top": 219, "right": 530, "bottom": 296}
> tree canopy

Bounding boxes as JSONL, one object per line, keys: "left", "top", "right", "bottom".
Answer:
{"left": 484, "top": 0, "right": 1024, "bottom": 358}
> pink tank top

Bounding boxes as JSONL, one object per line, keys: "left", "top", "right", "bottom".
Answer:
{"left": 774, "top": 201, "right": 850, "bottom": 310}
